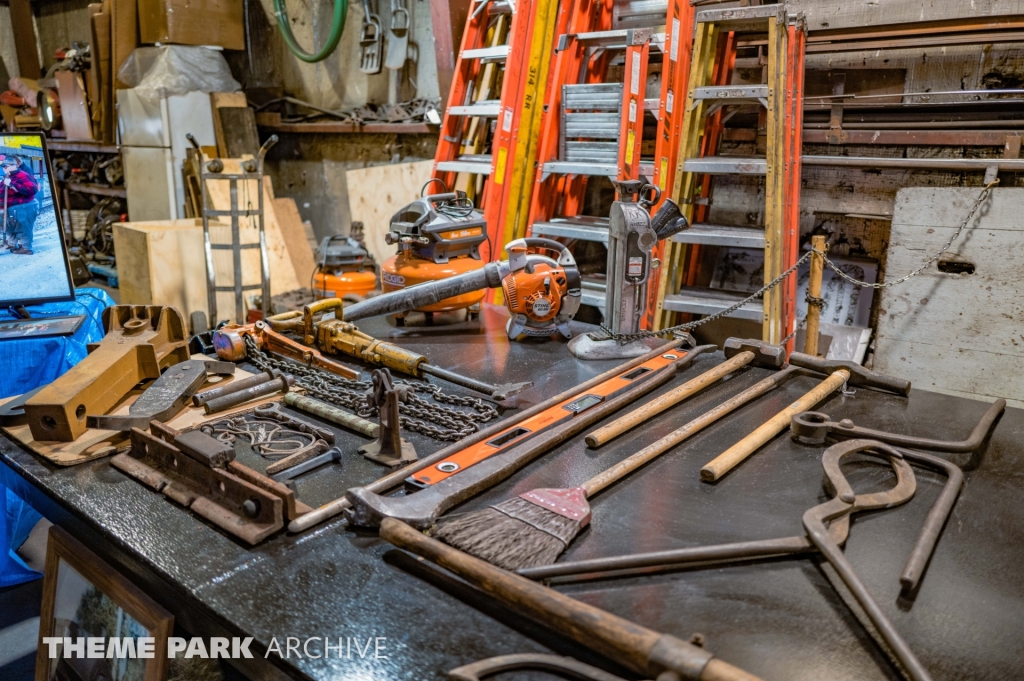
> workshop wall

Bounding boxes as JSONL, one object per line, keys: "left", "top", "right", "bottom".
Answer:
{"left": 0, "top": 4, "right": 19, "bottom": 79}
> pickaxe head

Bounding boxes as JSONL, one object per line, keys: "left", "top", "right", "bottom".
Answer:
{"left": 723, "top": 337, "right": 786, "bottom": 369}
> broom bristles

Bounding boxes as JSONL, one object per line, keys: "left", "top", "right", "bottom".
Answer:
{"left": 433, "top": 497, "right": 583, "bottom": 571}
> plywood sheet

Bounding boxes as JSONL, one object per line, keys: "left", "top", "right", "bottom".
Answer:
{"left": 789, "top": 0, "right": 1024, "bottom": 32}
{"left": 873, "top": 187, "right": 1024, "bottom": 407}
{"left": 273, "top": 196, "right": 318, "bottom": 284}
{"left": 210, "top": 91, "right": 249, "bottom": 157}
{"left": 55, "top": 70, "right": 94, "bottom": 141}
{"left": 345, "top": 160, "right": 433, "bottom": 265}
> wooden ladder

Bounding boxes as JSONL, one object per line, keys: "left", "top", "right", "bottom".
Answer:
{"left": 652, "top": 4, "right": 806, "bottom": 348}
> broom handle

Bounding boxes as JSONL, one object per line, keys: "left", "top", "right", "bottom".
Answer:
{"left": 289, "top": 338, "right": 686, "bottom": 532}
{"left": 586, "top": 351, "right": 753, "bottom": 448}
{"left": 381, "top": 518, "right": 762, "bottom": 681}
{"left": 581, "top": 366, "right": 798, "bottom": 497}
{"left": 700, "top": 369, "right": 851, "bottom": 482}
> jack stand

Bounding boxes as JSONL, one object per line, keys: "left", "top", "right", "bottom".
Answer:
{"left": 570, "top": 181, "right": 689, "bottom": 361}
{"left": 359, "top": 369, "right": 417, "bottom": 467}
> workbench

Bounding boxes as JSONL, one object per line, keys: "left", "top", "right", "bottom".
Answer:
{"left": 2, "top": 305, "right": 1022, "bottom": 681}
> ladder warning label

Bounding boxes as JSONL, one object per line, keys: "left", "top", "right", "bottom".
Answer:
{"left": 666, "top": 90, "right": 674, "bottom": 115}
{"left": 494, "top": 147, "right": 508, "bottom": 185}
{"left": 631, "top": 53, "right": 641, "bottom": 95}
{"left": 671, "top": 19, "right": 680, "bottom": 62}
{"left": 503, "top": 107, "right": 514, "bottom": 133}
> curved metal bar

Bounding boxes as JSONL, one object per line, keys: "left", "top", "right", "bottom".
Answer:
{"left": 448, "top": 653, "right": 630, "bottom": 681}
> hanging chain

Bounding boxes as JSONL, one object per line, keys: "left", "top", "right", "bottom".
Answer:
{"left": 242, "top": 335, "right": 498, "bottom": 441}
{"left": 591, "top": 180, "right": 998, "bottom": 344}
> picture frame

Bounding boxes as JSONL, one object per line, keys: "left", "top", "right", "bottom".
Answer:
{"left": 35, "top": 525, "right": 173, "bottom": 681}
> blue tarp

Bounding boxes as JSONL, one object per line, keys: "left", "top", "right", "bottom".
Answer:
{"left": 0, "top": 287, "right": 113, "bottom": 586}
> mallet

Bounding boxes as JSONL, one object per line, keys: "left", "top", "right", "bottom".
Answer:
{"left": 700, "top": 353, "right": 911, "bottom": 482}
{"left": 586, "top": 338, "right": 784, "bottom": 448}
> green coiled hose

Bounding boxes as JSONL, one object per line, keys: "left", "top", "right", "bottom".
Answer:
{"left": 273, "top": 0, "right": 348, "bottom": 63}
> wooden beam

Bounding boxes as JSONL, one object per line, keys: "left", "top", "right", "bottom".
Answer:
{"left": 431, "top": 0, "right": 472, "bottom": 111}
{"left": 9, "top": 0, "right": 41, "bottom": 78}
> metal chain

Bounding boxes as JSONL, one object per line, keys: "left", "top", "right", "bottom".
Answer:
{"left": 591, "top": 180, "right": 998, "bottom": 344}
{"left": 242, "top": 335, "right": 498, "bottom": 441}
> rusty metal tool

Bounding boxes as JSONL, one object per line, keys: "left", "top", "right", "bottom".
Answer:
{"left": 359, "top": 369, "right": 417, "bottom": 467}
{"left": 283, "top": 392, "right": 379, "bottom": 438}
{"left": 700, "top": 353, "right": 911, "bottom": 482}
{"left": 586, "top": 338, "right": 784, "bottom": 448}
{"left": 192, "top": 370, "right": 282, "bottom": 407}
{"left": 87, "top": 359, "right": 236, "bottom": 431}
{"left": 203, "top": 375, "right": 295, "bottom": 414}
{"left": 271, "top": 446, "right": 343, "bottom": 483}
{"left": 519, "top": 440, "right": 932, "bottom": 681}
{"left": 288, "top": 338, "right": 690, "bottom": 532}
{"left": 381, "top": 518, "right": 761, "bottom": 681}
{"left": 111, "top": 422, "right": 310, "bottom": 544}
{"left": 24, "top": 305, "right": 190, "bottom": 442}
{"left": 790, "top": 398, "right": 1005, "bottom": 453}
{"left": 346, "top": 350, "right": 692, "bottom": 530}
{"left": 448, "top": 654, "right": 629, "bottom": 681}
{"left": 214, "top": 319, "right": 361, "bottom": 380}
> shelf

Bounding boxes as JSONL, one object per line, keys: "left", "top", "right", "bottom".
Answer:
{"left": 47, "top": 140, "right": 120, "bottom": 154}
{"left": 64, "top": 182, "right": 127, "bottom": 198}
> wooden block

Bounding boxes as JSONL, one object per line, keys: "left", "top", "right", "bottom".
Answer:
{"left": 874, "top": 187, "right": 1024, "bottom": 408}
{"left": 210, "top": 92, "right": 249, "bottom": 157}
{"left": 273, "top": 196, "right": 318, "bottom": 283}
{"left": 345, "top": 160, "right": 434, "bottom": 266}
{"left": 55, "top": 70, "right": 94, "bottom": 141}
{"left": 111, "top": 0, "right": 139, "bottom": 90}
{"left": 90, "top": 5, "right": 115, "bottom": 144}
{"left": 217, "top": 107, "right": 260, "bottom": 158}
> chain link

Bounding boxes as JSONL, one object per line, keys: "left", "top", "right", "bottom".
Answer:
{"left": 243, "top": 335, "right": 498, "bottom": 441}
{"left": 590, "top": 180, "right": 998, "bottom": 344}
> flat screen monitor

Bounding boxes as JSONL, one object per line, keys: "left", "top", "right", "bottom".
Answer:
{"left": 0, "top": 133, "right": 76, "bottom": 308}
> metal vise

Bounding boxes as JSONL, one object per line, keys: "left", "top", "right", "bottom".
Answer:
{"left": 24, "top": 305, "right": 190, "bottom": 442}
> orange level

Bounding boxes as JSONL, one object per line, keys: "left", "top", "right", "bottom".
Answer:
{"left": 406, "top": 349, "right": 687, "bottom": 489}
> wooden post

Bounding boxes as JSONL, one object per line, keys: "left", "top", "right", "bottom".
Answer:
{"left": 805, "top": 235, "right": 826, "bottom": 356}
{"left": 9, "top": 0, "right": 41, "bottom": 78}
{"left": 430, "top": 0, "right": 473, "bottom": 112}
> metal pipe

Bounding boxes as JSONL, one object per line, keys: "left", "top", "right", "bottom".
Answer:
{"left": 192, "top": 370, "right": 278, "bottom": 407}
{"left": 283, "top": 393, "right": 378, "bottom": 438}
{"left": 802, "top": 155, "right": 1024, "bottom": 171}
{"left": 419, "top": 363, "right": 524, "bottom": 401}
{"left": 203, "top": 375, "right": 294, "bottom": 414}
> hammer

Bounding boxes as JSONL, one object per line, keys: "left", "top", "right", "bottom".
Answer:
{"left": 586, "top": 337, "right": 785, "bottom": 448}
{"left": 700, "top": 353, "right": 911, "bottom": 482}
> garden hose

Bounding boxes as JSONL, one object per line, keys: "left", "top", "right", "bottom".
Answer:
{"left": 274, "top": 0, "right": 348, "bottom": 63}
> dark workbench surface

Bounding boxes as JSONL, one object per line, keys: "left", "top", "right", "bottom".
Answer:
{"left": 2, "top": 305, "right": 1023, "bottom": 681}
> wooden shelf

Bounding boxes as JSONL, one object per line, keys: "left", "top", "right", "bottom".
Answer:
{"left": 47, "top": 140, "right": 120, "bottom": 154}
{"left": 255, "top": 112, "right": 436, "bottom": 135}
{"left": 65, "top": 182, "right": 127, "bottom": 198}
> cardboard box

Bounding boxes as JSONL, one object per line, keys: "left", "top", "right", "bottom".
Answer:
{"left": 138, "top": 0, "right": 244, "bottom": 50}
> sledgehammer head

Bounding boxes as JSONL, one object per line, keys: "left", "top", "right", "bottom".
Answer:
{"left": 788, "top": 352, "right": 911, "bottom": 395}
{"left": 723, "top": 337, "right": 786, "bottom": 369}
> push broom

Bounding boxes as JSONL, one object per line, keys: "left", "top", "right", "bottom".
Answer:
{"left": 433, "top": 351, "right": 793, "bottom": 571}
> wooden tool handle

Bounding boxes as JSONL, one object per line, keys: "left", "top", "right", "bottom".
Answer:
{"left": 582, "top": 369, "right": 787, "bottom": 497}
{"left": 380, "top": 518, "right": 761, "bottom": 681}
{"left": 586, "top": 351, "right": 753, "bottom": 448}
{"left": 700, "top": 369, "right": 850, "bottom": 482}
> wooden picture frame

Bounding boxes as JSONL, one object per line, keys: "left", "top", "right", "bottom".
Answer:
{"left": 35, "top": 525, "right": 173, "bottom": 681}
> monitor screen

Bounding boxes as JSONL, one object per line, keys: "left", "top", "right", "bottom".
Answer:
{"left": 0, "top": 133, "right": 75, "bottom": 307}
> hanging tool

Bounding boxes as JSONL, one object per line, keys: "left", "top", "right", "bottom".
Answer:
{"left": 383, "top": 0, "right": 409, "bottom": 70}
{"left": 359, "top": 0, "right": 384, "bottom": 74}
{"left": 264, "top": 299, "right": 533, "bottom": 400}
{"left": 449, "top": 654, "right": 629, "bottom": 681}
{"left": 312, "top": 234, "right": 377, "bottom": 300}
{"left": 346, "top": 237, "right": 583, "bottom": 340}
{"left": 112, "top": 423, "right": 310, "bottom": 544}
{"left": 586, "top": 337, "right": 783, "bottom": 448}
{"left": 346, "top": 346, "right": 711, "bottom": 530}
{"left": 517, "top": 440, "right": 932, "bottom": 681}
{"left": 359, "top": 369, "right": 417, "bottom": 467}
{"left": 379, "top": 190, "right": 489, "bottom": 322}
{"left": 381, "top": 518, "right": 760, "bottom": 681}
{"left": 24, "top": 305, "right": 190, "bottom": 442}
{"left": 87, "top": 359, "right": 236, "bottom": 431}
{"left": 700, "top": 353, "right": 911, "bottom": 482}
{"left": 273, "top": 0, "right": 348, "bottom": 63}
{"left": 289, "top": 338, "right": 691, "bottom": 532}
{"left": 567, "top": 182, "right": 690, "bottom": 360}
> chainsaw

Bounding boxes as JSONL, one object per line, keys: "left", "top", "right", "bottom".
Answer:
{"left": 343, "top": 237, "right": 582, "bottom": 340}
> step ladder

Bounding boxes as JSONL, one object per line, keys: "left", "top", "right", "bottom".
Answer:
{"left": 431, "top": 0, "right": 558, "bottom": 261}
{"left": 525, "top": 0, "right": 664, "bottom": 316}
{"left": 652, "top": 4, "right": 806, "bottom": 347}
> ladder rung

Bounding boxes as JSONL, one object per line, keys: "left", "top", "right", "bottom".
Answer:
{"left": 696, "top": 5, "right": 782, "bottom": 31}
{"left": 614, "top": 0, "right": 669, "bottom": 29}
{"left": 663, "top": 287, "right": 763, "bottom": 321}
{"left": 581, "top": 278, "right": 606, "bottom": 311}
{"left": 544, "top": 161, "right": 619, "bottom": 177}
{"left": 204, "top": 209, "right": 263, "bottom": 217}
{"left": 214, "top": 284, "right": 264, "bottom": 292}
{"left": 461, "top": 45, "right": 510, "bottom": 61}
{"left": 564, "top": 113, "right": 621, "bottom": 137}
{"left": 673, "top": 223, "right": 766, "bottom": 249}
{"left": 531, "top": 216, "right": 609, "bottom": 244}
{"left": 683, "top": 156, "right": 767, "bottom": 175}
{"left": 210, "top": 243, "right": 263, "bottom": 250}
{"left": 693, "top": 85, "right": 769, "bottom": 104}
{"left": 448, "top": 101, "right": 501, "bottom": 116}
{"left": 564, "top": 83, "right": 623, "bottom": 110}
{"left": 564, "top": 141, "right": 620, "bottom": 163}
{"left": 436, "top": 155, "right": 493, "bottom": 175}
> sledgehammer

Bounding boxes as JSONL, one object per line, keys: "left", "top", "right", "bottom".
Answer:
{"left": 700, "top": 353, "right": 911, "bottom": 482}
